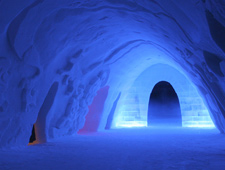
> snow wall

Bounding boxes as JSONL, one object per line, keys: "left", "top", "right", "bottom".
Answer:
{"left": 0, "top": 0, "right": 225, "bottom": 147}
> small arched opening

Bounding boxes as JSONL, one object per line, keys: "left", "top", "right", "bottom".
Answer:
{"left": 29, "top": 82, "right": 59, "bottom": 144}
{"left": 148, "top": 81, "right": 182, "bottom": 127}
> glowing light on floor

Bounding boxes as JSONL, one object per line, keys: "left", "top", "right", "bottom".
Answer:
{"left": 111, "top": 64, "right": 215, "bottom": 129}
{"left": 115, "top": 121, "right": 147, "bottom": 128}
{"left": 184, "top": 124, "right": 215, "bottom": 128}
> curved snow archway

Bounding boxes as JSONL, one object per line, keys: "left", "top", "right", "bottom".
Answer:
{"left": 148, "top": 81, "right": 182, "bottom": 127}
{"left": 111, "top": 64, "right": 215, "bottom": 128}
{"left": 34, "top": 82, "right": 59, "bottom": 143}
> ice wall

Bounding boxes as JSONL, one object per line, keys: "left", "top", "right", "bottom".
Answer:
{"left": 0, "top": 0, "right": 225, "bottom": 147}
{"left": 112, "top": 64, "right": 215, "bottom": 128}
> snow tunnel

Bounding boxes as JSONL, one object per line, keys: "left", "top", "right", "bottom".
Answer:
{"left": 0, "top": 0, "right": 225, "bottom": 149}
{"left": 147, "top": 81, "right": 182, "bottom": 127}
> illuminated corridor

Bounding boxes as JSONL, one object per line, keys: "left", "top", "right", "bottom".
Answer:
{"left": 0, "top": 0, "right": 225, "bottom": 169}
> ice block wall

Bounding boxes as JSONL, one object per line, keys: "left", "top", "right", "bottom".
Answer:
{"left": 112, "top": 64, "right": 215, "bottom": 128}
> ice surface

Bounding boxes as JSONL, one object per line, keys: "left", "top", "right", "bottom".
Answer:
{"left": 0, "top": 128, "right": 225, "bottom": 170}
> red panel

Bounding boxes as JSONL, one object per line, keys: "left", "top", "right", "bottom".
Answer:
{"left": 78, "top": 86, "right": 109, "bottom": 134}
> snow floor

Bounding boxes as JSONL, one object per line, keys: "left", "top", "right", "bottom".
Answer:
{"left": 1, "top": 127, "right": 225, "bottom": 170}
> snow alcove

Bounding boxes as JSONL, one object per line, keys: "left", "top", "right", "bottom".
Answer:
{"left": 1, "top": 0, "right": 225, "bottom": 169}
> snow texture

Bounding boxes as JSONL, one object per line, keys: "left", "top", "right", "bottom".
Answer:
{"left": 0, "top": 128, "right": 224, "bottom": 170}
{"left": 0, "top": 0, "right": 225, "bottom": 148}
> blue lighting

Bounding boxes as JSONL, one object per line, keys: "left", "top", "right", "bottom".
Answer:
{"left": 115, "top": 121, "right": 147, "bottom": 128}
{"left": 112, "top": 64, "right": 215, "bottom": 128}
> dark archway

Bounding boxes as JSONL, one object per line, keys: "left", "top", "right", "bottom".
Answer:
{"left": 148, "top": 81, "right": 182, "bottom": 127}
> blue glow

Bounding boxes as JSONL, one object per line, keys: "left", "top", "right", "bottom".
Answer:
{"left": 115, "top": 121, "right": 147, "bottom": 128}
{"left": 184, "top": 124, "right": 215, "bottom": 128}
{"left": 112, "top": 64, "right": 215, "bottom": 129}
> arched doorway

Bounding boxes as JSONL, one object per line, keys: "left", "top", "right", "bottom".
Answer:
{"left": 29, "top": 82, "right": 59, "bottom": 144}
{"left": 148, "top": 81, "right": 182, "bottom": 127}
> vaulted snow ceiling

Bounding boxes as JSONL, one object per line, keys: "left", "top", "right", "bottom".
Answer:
{"left": 0, "top": 0, "right": 225, "bottom": 147}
